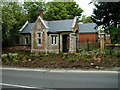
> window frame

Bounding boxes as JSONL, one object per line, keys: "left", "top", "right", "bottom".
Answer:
{"left": 25, "top": 37, "right": 28, "bottom": 45}
{"left": 51, "top": 35, "right": 57, "bottom": 45}
{"left": 37, "top": 33, "right": 42, "bottom": 45}
{"left": 37, "top": 22, "right": 41, "bottom": 30}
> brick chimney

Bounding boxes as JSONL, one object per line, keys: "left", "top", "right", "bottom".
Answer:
{"left": 40, "top": 6, "right": 43, "bottom": 18}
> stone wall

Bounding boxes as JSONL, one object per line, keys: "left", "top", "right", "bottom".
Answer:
{"left": 47, "top": 34, "right": 59, "bottom": 53}
{"left": 31, "top": 17, "right": 47, "bottom": 53}
{"left": 105, "top": 44, "right": 120, "bottom": 50}
{"left": 19, "top": 34, "right": 31, "bottom": 45}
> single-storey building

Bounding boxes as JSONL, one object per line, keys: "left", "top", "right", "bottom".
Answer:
{"left": 19, "top": 14, "right": 79, "bottom": 53}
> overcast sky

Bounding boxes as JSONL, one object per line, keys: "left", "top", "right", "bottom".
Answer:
{"left": 75, "top": 0, "right": 95, "bottom": 16}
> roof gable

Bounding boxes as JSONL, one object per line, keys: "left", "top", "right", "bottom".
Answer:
{"left": 20, "top": 23, "right": 34, "bottom": 34}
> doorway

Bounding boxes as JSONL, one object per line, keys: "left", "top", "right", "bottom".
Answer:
{"left": 62, "top": 34, "right": 69, "bottom": 53}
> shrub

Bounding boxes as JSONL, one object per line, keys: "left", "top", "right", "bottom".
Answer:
{"left": 45, "top": 53, "right": 49, "bottom": 57}
{"left": 2, "top": 54, "right": 8, "bottom": 59}
{"left": 22, "top": 57, "right": 27, "bottom": 63}
{"left": 12, "top": 53, "right": 18, "bottom": 58}
{"left": 112, "top": 49, "right": 120, "bottom": 57}
{"left": 13, "top": 59, "right": 19, "bottom": 64}
{"left": 42, "top": 57, "right": 48, "bottom": 62}
{"left": 74, "top": 53, "right": 80, "bottom": 56}
{"left": 30, "top": 54, "right": 35, "bottom": 57}
{"left": 67, "top": 58, "right": 76, "bottom": 62}
{"left": 79, "top": 57, "right": 86, "bottom": 62}
{"left": 51, "top": 61, "right": 55, "bottom": 65}
{"left": 58, "top": 52, "right": 64, "bottom": 57}
{"left": 5, "top": 58, "right": 9, "bottom": 63}
{"left": 8, "top": 53, "right": 18, "bottom": 59}
{"left": 49, "top": 53, "right": 56, "bottom": 58}
{"left": 38, "top": 53, "right": 44, "bottom": 57}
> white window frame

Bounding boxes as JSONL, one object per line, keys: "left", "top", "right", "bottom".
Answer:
{"left": 25, "top": 37, "right": 28, "bottom": 45}
{"left": 37, "top": 33, "right": 42, "bottom": 45}
{"left": 51, "top": 35, "right": 57, "bottom": 45}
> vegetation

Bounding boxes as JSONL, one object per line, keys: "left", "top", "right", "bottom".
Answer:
{"left": 91, "top": 2, "right": 120, "bottom": 44}
{"left": 2, "top": 2, "right": 83, "bottom": 47}
{"left": 79, "top": 15, "right": 94, "bottom": 23}
{"left": 2, "top": 49, "right": 120, "bottom": 69}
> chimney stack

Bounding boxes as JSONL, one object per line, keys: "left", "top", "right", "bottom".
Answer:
{"left": 40, "top": 6, "right": 43, "bottom": 18}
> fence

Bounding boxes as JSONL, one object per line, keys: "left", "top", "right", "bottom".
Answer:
{"left": 78, "top": 39, "right": 100, "bottom": 50}
{"left": 105, "top": 44, "right": 120, "bottom": 50}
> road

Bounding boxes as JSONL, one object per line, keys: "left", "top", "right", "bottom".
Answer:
{"left": 1, "top": 69, "right": 119, "bottom": 89}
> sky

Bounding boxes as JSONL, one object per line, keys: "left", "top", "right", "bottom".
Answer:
{"left": 75, "top": 0, "right": 95, "bottom": 17}
{"left": 19, "top": 0, "right": 95, "bottom": 17}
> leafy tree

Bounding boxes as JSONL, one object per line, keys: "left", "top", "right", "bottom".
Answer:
{"left": 92, "top": 2, "right": 120, "bottom": 29}
{"left": 23, "top": 1, "right": 45, "bottom": 23}
{"left": 108, "top": 26, "right": 120, "bottom": 44}
{"left": 2, "top": 2, "right": 27, "bottom": 47}
{"left": 91, "top": 2, "right": 120, "bottom": 43}
{"left": 79, "top": 15, "right": 94, "bottom": 23}
{"left": 44, "top": 2, "right": 83, "bottom": 21}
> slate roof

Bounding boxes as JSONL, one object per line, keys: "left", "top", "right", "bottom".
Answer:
{"left": 20, "top": 19, "right": 74, "bottom": 33}
{"left": 46, "top": 20, "right": 74, "bottom": 33}
{"left": 20, "top": 23, "right": 34, "bottom": 34}
{"left": 78, "top": 23, "right": 98, "bottom": 34}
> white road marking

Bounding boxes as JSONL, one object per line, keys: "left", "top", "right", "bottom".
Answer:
{"left": 0, "top": 83, "right": 38, "bottom": 88}
{"left": 0, "top": 67, "right": 118, "bottom": 73}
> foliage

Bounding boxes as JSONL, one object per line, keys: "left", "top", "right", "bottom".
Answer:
{"left": 44, "top": 2, "right": 83, "bottom": 21}
{"left": 22, "top": 57, "right": 27, "bottom": 63}
{"left": 8, "top": 53, "right": 18, "bottom": 59}
{"left": 58, "top": 52, "right": 64, "bottom": 57}
{"left": 79, "top": 15, "right": 94, "bottom": 23}
{"left": 51, "top": 61, "right": 55, "bottom": 65}
{"left": 108, "top": 26, "right": 120, "bottom": 44}
{"left": 23, "top": 2, "right": 45, "bottom": 23}
{"left": 91, "top": 2, "right": 120, "bottom": 43}
{"left": 2, "top": 2, "right": 28, "bottom": 47}
{"left": 67, "top": 57, "right": 76, "bottom": 62}
{"left": 91, "top": 2, "right": 120, "bottom": 29}
{"left": 13, "top": 59, "right": 19, "bottom": 64}
{"left": 42, "top": 57, "right": 48, "bottom": 62}
{"left": 2, "top": 54, "right": 8, "bottom": 59}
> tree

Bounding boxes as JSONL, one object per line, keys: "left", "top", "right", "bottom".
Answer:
{"left": 79, "top": 15, "right": 94, "bottom": 23}
{"left": 91, "top": 2, "right": 120, "bottom": 43}
{"left": 43, "top": 2, "right": 83, "bottom": 21}
{"left": 2, "top": 2, "right": 27, "bottom": 47}
{"left": 91, "top": 2, "right": 120, "bottom": 30}
{"left": 23, "top": 2, "right": 45, "bottom": 23}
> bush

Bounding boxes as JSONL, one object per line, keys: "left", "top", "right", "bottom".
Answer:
{"left": 49, "top": 53, "right": 56, "bottom": 58}
{"left": 58, "top": 52, "right": 64, "bottom": 57}
{"left": 13, "top": 59, "right": 19, "bottom": 64}
{"left": 22, "top": 57, "right": 27, "bottom": 63}
{"left": 67, "top": 58, "right": 76, "bottom": 62}
{"left": 5, "top": 58, "right": 9, "bottom": 63}
{"left": 42, "top": 57, "right": 48, "bottom": 62}
{"left": 2, "top": 54, "right": 8, "bottom": 59}
{"left": 8, "top": 53, "right": 18, "bottom": 59}
{"left": 51, "top": 61, "right": 55, "bottom": 65}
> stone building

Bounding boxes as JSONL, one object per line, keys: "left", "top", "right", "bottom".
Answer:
{"left": 19, "top": 15, "right": 79, "bottom": 53}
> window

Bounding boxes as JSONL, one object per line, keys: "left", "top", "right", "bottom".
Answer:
{"left": 37, "top": 33, "right": 41, "bottom": 45}
{"left": 25, "top": 37, "right": 28, "bottom": 45}
{"left": 38, "top": 23, "right": 41, "bottom": 30}
{"left": 51, "top": 35, "right": 57, "bottom": 45}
